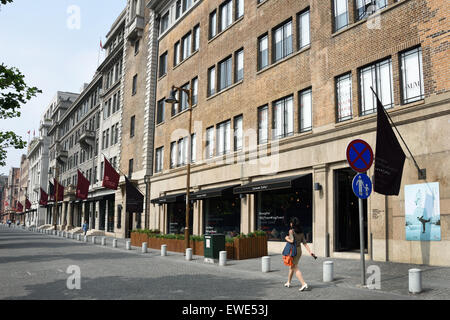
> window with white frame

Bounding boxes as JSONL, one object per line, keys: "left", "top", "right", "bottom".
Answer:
{"left": 334, "top": 0, "right": 348, "bottom": 31}
{"left": 193, "top": 24, "right": 200, "bottom": 51}
{"left": 209, "top": 10, "right": 217, "bottom": 39}
{"left": 155, "top": 147, "right": 164, "bottom": 173}
{"left": 258, "top": 105, "right": 268, "bottom": 144}
{"left": 206, "top": 127, "right": 214, "bottom": 158}
{"left": 208, "top": 66, "right": 216, "bottom": 96}
{"left": 192, "top": 77, "right": 198, "bottom": 105}
{"left": 336, "top": 73, "right": 352, "bottom": 122}
{"left": 359, "top": 58, "right": 393, "bottom": 115}
{"left": 219, "top": 0, "right": 233, "bottom": 33}
{"left": 181, "top": 32, "right": 192, "bottom": 60}
{"left": 218, "top": 56, "right": 232, "bottom": 91}
{"left": 400, "top": 47, "right": 424, "bottom": 104}
{"left": 235, "top": 49, "right": 244, "bottom": 82}
{"left": 258, "top": 34, "right": 268, "bottom": 70}
{"left": 216, "top": 120, "right": 231, "bottom": 156}
{"left": 273, "top": 20, "right": 293, "bottom": 62}
{"left": 273, "top": 95, "right": 294, "bottom": 139}
{"left": 299, "top": 88, "right": 312, "bottom": 132}
{"left": 170, "top": 142, "right": 177, "bottom": 168}
{"left": 234, "top": 115, "right": 243, "bottom": 151}
{"left": 298, "top": 9, "right": 310, "bottom": 49}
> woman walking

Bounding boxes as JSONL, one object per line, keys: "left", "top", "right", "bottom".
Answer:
{"left": 284, "top": 217, "right": 315, "bottom": 291}
{"left": 82, "top": 221, "right": 89, "bottom": 236}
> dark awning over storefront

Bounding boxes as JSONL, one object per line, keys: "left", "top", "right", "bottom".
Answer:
{"left": 190, "top": 185, "right": 239, "bottom": 200}
{"left": 151, "top": 193, "right": 186, "bottom": 205}
{"left": 233, "top": 174, "right": 310, "bottom": 194}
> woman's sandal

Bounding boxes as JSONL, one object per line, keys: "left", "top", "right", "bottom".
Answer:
{"left": 284, "top": 282, "right": 291, "bottom": 288}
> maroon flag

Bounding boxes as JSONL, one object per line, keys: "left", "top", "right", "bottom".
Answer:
{"left": 17, "top": 202, "right": 23, "bottom": 212}
{"left": 54, "top": 179, "right": 64, "bottom": 201}
{"left": 102, "top": 157, "right": 120, "bottom": 190}
{"left": 25, "top": 198, "right": 32, "bottom": 210}
{"left": 39, "top": 188, "right": 48, "bottom": 206}
{"left": 76, "top": 170, "right": 90, "bottom": 200}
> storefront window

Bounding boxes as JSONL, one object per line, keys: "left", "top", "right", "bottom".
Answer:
{"left": 255, "top": 178, "right": 312, "bottom": 242}
{"left": 203, "top": 196, "right": 241, "bottom": 237}
{"left": 167, "top": 202, "right": 192, "bottom": 235}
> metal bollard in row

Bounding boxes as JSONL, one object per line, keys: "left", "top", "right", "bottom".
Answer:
{"left": 219, "top": 251, "right": 227, "bottom": 266}
{"left": 185, "top": 248, "right": 192, "bottom": 261}
{"left": 262, "top": 256, "right": 270, "bottom": 273}
{"left": 323, "top": 261, "right": 334, "bottom": 282}
{"left": 126, "top": 241, "right": 131, "bottom": 250}
{"left": 409, "top": 268, "right": 422, "bottom": 294}
{"left": 161, "top": 244, "right": 167, "bottom": 256}
{"left": 142, "top": 242, "right": 148, "bottom": 253}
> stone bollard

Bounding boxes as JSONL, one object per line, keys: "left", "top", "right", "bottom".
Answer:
{"left": 101, "top": 237, "right": 106, "bottom": 246}
{"left": 262, "top": 256, "right": 271, "bottom": 273}
{"left": 126, "top": 241, "right": 131, "bottom": 250}
{"left": 323, "top": 261, "right": 334, "bottom": 282}
{"left": 92, "top": 236, "right": 96, "bottom": 244}
{"left": 142, "top": 242, "right": 148, "bottom": 253}
{"left": 77, "top": 234, "right": 81, "bottom": 241}
{"left": 161, "top": 244, "right": 167, "bottom": 256}
{"left": 409, "top": 269, "right": 422, "bottom": 294}
{"left": 84, "top": 235, "right": 88, "bottom": 243}
{"left": 186, "top": 248, "right": 192, "bottom": 261}
{"left": 112, "top": 239, "right": 118, "bottom": 248}
{"left": 219, "top": 251, "right": 227, "bottom": 266}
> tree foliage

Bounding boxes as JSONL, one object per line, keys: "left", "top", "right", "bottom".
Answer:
{"left": 1, "top": 0, "right": 42, "bottom": 167}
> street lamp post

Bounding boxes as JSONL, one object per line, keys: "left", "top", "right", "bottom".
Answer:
{"left": 166, "top": 85, "right": 193, "bottom": 252}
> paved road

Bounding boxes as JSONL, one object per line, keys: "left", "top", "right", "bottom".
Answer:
{"left": 1, "top": 226, "right": 449, "bottom": 300}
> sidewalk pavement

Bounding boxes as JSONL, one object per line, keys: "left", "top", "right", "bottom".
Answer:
{"left": 3, "top": 223, "right": 450, "bottom": 300}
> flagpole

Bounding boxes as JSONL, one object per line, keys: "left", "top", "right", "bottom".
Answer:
{"left": 370, "top": 87, "right": 425, "bottom": 179}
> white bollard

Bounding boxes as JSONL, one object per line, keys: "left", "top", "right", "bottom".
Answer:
{"left": 409, "top": 269, "right": 422, "bottom": 294}
{"left": 126, "top": 241, "right": 131, "bottom": 250}
{"left": 142, "top": 242, "right": 148, "bottom": 253}
{"left": 186, "top": 248, "right": 192, "bottom": 261}
{"left": 323, "top": 261, "right": 334, "bottom": 282}
{"left": 101, "top": 237, "right": 106, "bottom": 246}
{"left": 219, "top": 251, "right": 227, "bottom": 266}
{"left": 92, "top": 236, "right": 96, "bottom": 244}
{"left": 112, "top": 239, "right": 118, "bottom": 248}
{"left": 84, "top": 235, "right": 88, "bottom": 242}
{"left": 77, "top": 234, "right": 81, "bottom": 241}
{"left": 262, "top": 256, "right": 271, "bottom": 273}
{"left": 161, "top": 244, "right": 167, "bottom": 256}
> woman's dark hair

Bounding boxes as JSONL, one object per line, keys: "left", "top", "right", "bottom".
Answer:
{"left": 290, "top": 217, "right": 303, "bottom": 234}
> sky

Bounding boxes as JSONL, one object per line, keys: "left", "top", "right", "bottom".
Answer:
{"left": 0, "top": 0, "right": 127, "bottom": 175}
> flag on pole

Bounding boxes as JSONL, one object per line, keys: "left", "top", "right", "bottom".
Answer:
{"left": 17, "top": 202, "right": 23, "bottom": 212}
{"left": 373, "top": 94, "right": 406, "bottom": 195}
{"left": 100, "top": 40, "right": 104, "bottom": 50}
{"left": 102, "top": 157, "right": 120, "bottom": 190}
{"left": 25, "top": 198, "right": 32, "bottom": 210}
{"left": 54, "top": 179, "right": 64, "bottom": 202}
{"left": 76, "top": 170, "right": 90, "bottom": 200}
{"left": 125, "top": 176, "right": 144, "bottom": 213}
{"left": 39, "top": 188, "right": 48, "bottom": 206}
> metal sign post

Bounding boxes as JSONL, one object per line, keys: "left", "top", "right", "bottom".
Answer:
{"left": 347, "top": 140, "right": 374, "bottom": 287}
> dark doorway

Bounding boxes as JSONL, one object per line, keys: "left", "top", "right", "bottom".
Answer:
{"left": 107, "top": 199, "right": 114, "bottom": 233}
{"left": 334, "top": 168, "right": 368, "bottom": 252}
{"left": 99, "top": 200, "right": 106, "bottom": 231}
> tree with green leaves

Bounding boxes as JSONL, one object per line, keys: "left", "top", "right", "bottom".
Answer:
{"left": 0, "top": 0, "right": 42, "bottom": 166}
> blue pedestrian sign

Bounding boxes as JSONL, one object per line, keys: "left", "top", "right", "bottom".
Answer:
{"left": 352, "top": 173, "right": 372, "bottom": 199}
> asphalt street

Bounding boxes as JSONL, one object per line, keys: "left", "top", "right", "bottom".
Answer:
{"left": 1, "top": 226, "right": 449, "bottom": 300}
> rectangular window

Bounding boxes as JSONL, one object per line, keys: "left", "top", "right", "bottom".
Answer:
{"left": 157, "top": 99, "right": 165, "bottom": 124}
{"left": 183, "top": 0, "right": 192, "bottom": 11}
{"left": 114, "top": 123, "right": 119, "bottom": 144}
{"left": 235, "top": 49, "right": 244, "bottom": 82}
{"left": 192, "top": 77, "right": 198, "bottom": 105}
{"left": 298, "top": 9, "right": 310, "bottom": 49}
{"left": 258, "top": 34, "right": 268, "bottom": 70}
{"left": 174, "top": 42, "right": 180, "bottom": 66}
{"left": 170, "top": 142, "right": 177, "bottom": 168}
{"left": 299, "top": 88, "right": 312, "bottom": 132}
{"left": 400, "top": 47, "right": 424, "bottom": 104}
{"left": 234, "top": 115, "right": 243, "bottom": 151}
{"left": 181, "top": 32, "right": 192, "bottom": 60}
{"left": 128, "top": 159, "right": 134, "bottom": 179}
{"left": 191, "top": 133, "right": 196, "bottom": 163}
{"left": 208, "top": 66, "right": 216, "bottom": 96}
{"left": 220, "top": 0, "right": 233, "bottom": 33}
{"left": 218, "top": 56, "right": 232, "bottom": 91}
{"left": 334, "top": 0, "right": 348, "bottom": 31}
{"left": 193, "top": 25, "right": 200, "bottom": 51}
{"left": 359, "top": 58, "right": 393, "bottom": 115}
{"left": 177, "top": 137, "right": 189, "bottom": 166}
{"left": 130, "top": 115, "right": 135, "bottom": 137}
{"left": 159, "top": 51, "right": 168, "bottom": 77}
{"left": 356, "top": 0, "right": 387, "bottom": 21}
{"left": 132, "top": 74, "right": 137, "bottom": 95}
{"left": 336, "top": 73, "right": 353, "bottom": 122}
{"left": 236, "top": 0, "right": 244, "bottom": 19}
{"left": 258, "top": 105, "right": 268, "bottom": 144}
{"left": 206, "top": 127, "right": 214, "bottom": 158}
{"left": 209, "top": 10, "right": 217, "bottom": 39}
{"left": 216, "top": 120, "right": 231, "bottom": 156}
{"left": 155, "top": 147, "right": 164, "bottom": 173}
{"left": 272, "top": 95, "right": 294, "bottom": 139}
{"left": 176, "top": 0, "right": 181, "bottom": 19}
{"left": 160, "top": 12, "right": 169, "bottom": 34}
{"left": 180, "top": 83, "right": 190, "bottom": 111}
{"left": 105, "top": 129, "right": 110, "bottom": 149}
{"left": 273, "top": 20, "right": 293, "bottom": 62}
{"left": 134, "top": 39, "right": 140, "bottom": 55}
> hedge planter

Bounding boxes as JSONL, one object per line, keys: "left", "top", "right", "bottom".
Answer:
{"left": 130, "top": 232, "right": 267, "bottom": 260}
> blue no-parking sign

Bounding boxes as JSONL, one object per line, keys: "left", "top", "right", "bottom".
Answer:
{"left": 346, "top": 139, "right": 374, "bottom": 173}
{"left": 352, "top": 173, "right": 372, "bottom": 199}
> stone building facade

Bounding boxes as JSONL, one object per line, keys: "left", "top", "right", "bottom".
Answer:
{"left": 147, "top": 0, "right": 449, "bottom": 266}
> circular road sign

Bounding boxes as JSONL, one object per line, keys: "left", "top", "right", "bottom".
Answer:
{"left": 346, "top": 139, "right": 374, "bottom": 173}
{"left": 352, "top": 173, "right": 372, "bottom": 199}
